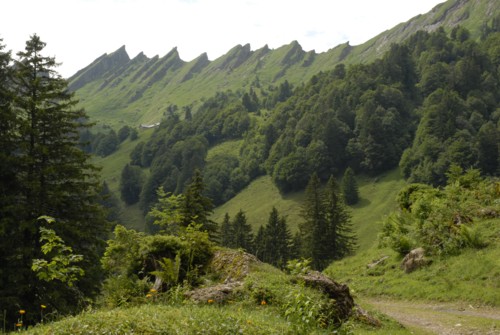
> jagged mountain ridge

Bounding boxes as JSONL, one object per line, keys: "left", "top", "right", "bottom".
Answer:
{"left": 70, "top": 0, "right": 498, "bottom": 127}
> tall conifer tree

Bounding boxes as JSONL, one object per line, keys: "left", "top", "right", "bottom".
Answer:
{"left": 220, "top": 213, "right": 234, "bottom": 247}
{"left": 232, "top": 210, "right": 254, "bottom": 252}
{"left": 299, "top": 173, "right": 327, "bottom": 269}
{"left": 181, "top": 169, "right": 217, "bottom": 237}
{"left": 120, "top": 163, "right": 143, "bottom": 205}
{"left": 325, "top": 176, "right": 356, "bottom": 260}
{"left": 299, "top": 173, "right": 356, "bottom": 270}
{"left": 341, "top": 167, "right": 359, "bottom": 205}
{"left": 0, "top": 39, "right": 22, "bottom": 321}
{"left": 4, "top": 35, "right": 109, "bottom": 322}
{"left": 262, "top": 207, "right": 291, "bottom": 268}
{"left": 253, "top": 225, "right": 266, "bottom": 260}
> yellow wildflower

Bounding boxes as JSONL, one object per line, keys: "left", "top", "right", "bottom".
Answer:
{"left": 16, "top": 323, "right": 23, "bottom": 327}
{"left": 19, "top": 310, "right": 26, "bottom": 315}
{"left": 146, "top": 293, "right": 153, "bottom": 298}
{"left": 41, "top": 304, "right": 47, "bottom": 309}
{"left": 150, "top": 288, "right": 157, "bottom": 293}
{"left": 207, "top": 299, "right": 214, "bottom": 304}
{"left": 260, "top": 300, "right": 267, "bottom": 305}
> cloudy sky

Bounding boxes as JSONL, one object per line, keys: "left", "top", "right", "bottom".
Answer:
{"left": 1, "top": 0, "right": 445, "bottom": 78}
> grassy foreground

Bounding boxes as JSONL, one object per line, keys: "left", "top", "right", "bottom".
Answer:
{"left": 21, "top": 301, "right": 415, "bottom": 335}
{"left": 18, "top": 168, "right": 499, "bottom": 334}
{"left": 326, "top": 219, "right": 500, "bottom": 307}
{"left": 19, "top": 257, "right": 415, "bottom": 335}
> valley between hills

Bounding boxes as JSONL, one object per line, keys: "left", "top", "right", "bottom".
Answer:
{"left": 1, "top": 0, "right": 499, "bottom": 333}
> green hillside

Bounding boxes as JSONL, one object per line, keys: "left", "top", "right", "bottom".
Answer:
{"left": 212, "top": 175, "right": 305, "bottom": 232}
{"left": 69, "top": 0, "right": 499, "bottom": 128}
{"left": 2, "top": 1, "right": 500, "bottom": 333}
{"left": 18, "top": 167, "right": 500, "bottom": 335}
{"left": 81, "top": 8, "right": 500, "bottom": 242}
{"left": 212, "top": 169, "right": 405, "bottom": 252}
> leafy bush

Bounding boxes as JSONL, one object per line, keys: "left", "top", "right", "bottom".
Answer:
{"left": 100, "top": 224, "right": 214, "bottom": 308}
{"left": 379, "top": 167, "right": 496, "bottom": 256}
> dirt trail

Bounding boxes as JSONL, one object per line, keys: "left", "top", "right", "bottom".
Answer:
{"left": 365, "top": 298, "right": 500, "bottom": 335}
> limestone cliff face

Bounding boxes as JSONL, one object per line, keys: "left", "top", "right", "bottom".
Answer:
{"left": 69, "top": 45, "right": 130, "bottom": 91}
{"left": 181, "top": 52, "right": 209, "bottom": 82}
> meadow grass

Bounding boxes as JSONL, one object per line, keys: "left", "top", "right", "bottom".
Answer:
{"left": 325, "top": 219, "right": 500, "bottom": 307}
{"left": 211, "top": 168, "right": 405, "bottom": 244}
{"left": 211, "top": 175, "right": 305, "bottom": 232}
{"left": 349, "top": 169, "right": 406, "bottom": 250}
{"left": 206, "top": 139, "right": 243, "bottom": 161}
{"left": 20, "top": 258, "right": 420, "bottom": 335}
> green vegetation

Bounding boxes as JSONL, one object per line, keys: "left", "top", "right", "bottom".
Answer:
{"left": 0, "top": 35, "right": 110, "bottom": 326}
{"left": 69, "top": 0, "right": 498, "bottom": 129}
{"left": 341, "top": 167, "right": 359, "bottom": 205}
{"left": 2, "top": 3, "right": 500, "bottom": 334}
{"left": 253, "top": 207, "right": 293, "bottom": 269}
{"left": 380, "top": 166, "right": 498, "bottom": 256}
{"left": 20, "top": 259, "right": 415, "bottom": 335}
{"left": 92, "top": 22, "right": 500, "bottom": 230}
{"left": 326, "top": 169, "right": 500, "bottom": 306}
{"left": 211, "top": 175, "right": 304, "bottom": 232}
{"left": 298, "top": 174, "right": 356, "bottom": 270}
{"left": 326, "top": 240, "right": 500, "bottom": 306}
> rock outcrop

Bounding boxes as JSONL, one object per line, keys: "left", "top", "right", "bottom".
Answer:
{"left": 299, "top": 270, "right": 355, "bottom": 322}
{"left": 401, "top": 247, "right": 429, "bottom": 273}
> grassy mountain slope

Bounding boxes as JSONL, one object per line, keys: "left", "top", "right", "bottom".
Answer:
{"left": 22, "top": 168, "right": 499, "bottom": 334}
{"left": 70, "top": 0, "right": 498, "bottom": 128}
{"left": 345, "top": 0, "right": 498, "bottom": 63}
{"left": 212, "top": 169, "right": 405, "bottom": 251}
{"left": 70, "top": 0, "right": 499, "bottom": 229}
{"left": 325, "top": 218, "right": 500, "bottom": 306}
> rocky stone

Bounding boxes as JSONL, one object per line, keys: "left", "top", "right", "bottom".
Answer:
{"left": 209, "top": 249, "right": 260, "bottom": 282}
{"left": 298, "top": 270, "right": 355, "bottom": 322}
{"left": 367, "top": 256, "right": 389, "bottom": 269}
{"left": 401, "top": 247, "right": 428, "bottom": 273}
{"left": 184, "top": 281, "right": 243, "bottom": 304}
{"left": 353, "top": 305, "right": 382, "bottom": 327}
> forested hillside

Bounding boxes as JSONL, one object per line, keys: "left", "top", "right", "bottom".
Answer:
{"left": 119, "top": 22, "right": 500, "bottom": 222}
{"left": 1, "top": 1, "right": 499, "bottom": 333}
{"left": 69, "top": 0, "right": 499, "bottom": 127}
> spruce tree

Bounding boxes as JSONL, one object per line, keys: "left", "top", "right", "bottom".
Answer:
{"left": 120, "top": 163, "right": 143, "bottom": 205}
{"left": 253, "top": 225, "right": 266, "bottom": 260}
{"left": 220, "top": 213, "right": 234, "bottom": 247}
{"left": 263, "top": 207, "right": 281, "bottom": 264}
{"left": 275, "top": 215, "right": 292, "bottom": 268}
{"left": 341, "top": 167, "right": 359, "bottom": 205}
{"left": 262, "top": 207, "right": 291, "bottom": 268}
{"left": 100, "top": 181, "right": 120, "bottom": 222}
{"left": 6, "top": 34, "right": 109, "bottom": 321}
{"left": 299, "top": 173, "right": 328, "bottom": 269}
{"left": 0, "top": 40, "right": 14, "bottom": 194}
{"left": 0, "top": 39, "right": 22, "bottom": 323}
{"left": 0, "top": 40, "right": 15, "bottom": 209}
{"left": 232, "top": 210, "right": 254, "bottom": 252}
{"left": 180, "top": 169, "right": 217, "bottom": 237}
{"left": 299, "top": 173, "right": 356, "bottom": 270}
{"left": 325, "top": 176, "right": 357, "bottom": 260}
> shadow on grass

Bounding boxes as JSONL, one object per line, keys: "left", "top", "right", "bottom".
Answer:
{"left": 352, "top": 197, "right": 371, "bottom": 209}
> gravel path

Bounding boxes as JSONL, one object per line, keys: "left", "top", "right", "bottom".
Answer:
{"left": 366, "top": 298, "right": 500, "bottom": 335}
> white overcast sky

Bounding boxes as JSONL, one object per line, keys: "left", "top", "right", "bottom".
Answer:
{"left": 1, "top": 0, "right": 445, "bottom": 78}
